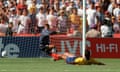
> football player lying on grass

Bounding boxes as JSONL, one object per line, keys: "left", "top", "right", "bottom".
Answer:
{"left": 51, "top": 49, "right": 105, "bottom": 65}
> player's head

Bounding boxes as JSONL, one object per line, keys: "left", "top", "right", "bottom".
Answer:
{"left": 85, "top": 49, "right": 90, "bottom": 60}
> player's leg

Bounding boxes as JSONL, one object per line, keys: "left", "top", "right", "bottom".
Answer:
{"left": 51, "top": 53, "right": 62, "bottom": 61}
{"left": 59, "top": 54, "right": 67, "bottom": 60}
{"left": 88, "top": 58, "right": 105, "bottom": 65}
{"left": 51, "top": 53, "right": 68, "bottom": 61}
{"left": 63, "top": 52, "right": 75, "bottom": 57}
{"left": 85, "top": 49, "right": 90, "bottom": 60}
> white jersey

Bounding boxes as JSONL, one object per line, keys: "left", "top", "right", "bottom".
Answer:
{"left": 36, "top": 13, "right": 46, "bottom": 27}
{"left": 0, "top": 23, "right": 8, "bottom": 33}
{"left": 113, "top": 8, "right": 120, "bottom": 17}
{"left": 78, "top": 8, "right": 83, "bottom": 17}
{"left": 26, "top": 0, "right": 32, "bottom": 6}
{"left": 86, "top": 8, "right": 97, "bottom": 26}
{"left": 9, "top": 15, "right": 19, "bottom": 32}
{"left": 113, "top": 23, "right": 120, "bottom": 32}
{"left": 17, "top": 15, "right": 30, "bottom": 34}
{"left": 107, "top": 4, "right": 113, "bottom": 14}
{"left": 46, "top": 14, "right": 58, "bottom": 30}
{"left": 100, "top": 25, "right": 110, "bottom": 37}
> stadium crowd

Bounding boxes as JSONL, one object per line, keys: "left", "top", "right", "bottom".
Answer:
{"left": 0, "top": 0, "right": 120, "bottom": 37}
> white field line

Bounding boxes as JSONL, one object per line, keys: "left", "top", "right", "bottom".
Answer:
{"left": 0, "top": 69, "right": 31, "bottom": 72}
{"left": 0, "top": 69, "right": 120, "bottom": 72}
{"left": 64, "top": 69, "right": 120, "bottom": 72}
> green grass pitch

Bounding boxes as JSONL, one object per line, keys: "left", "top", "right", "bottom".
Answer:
{"left": 0, "top": 58, "right": 120, "bottom": 72}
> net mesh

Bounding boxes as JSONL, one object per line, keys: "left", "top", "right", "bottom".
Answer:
{"left": 0, "top": 37, "right": 49, "bottom": 58}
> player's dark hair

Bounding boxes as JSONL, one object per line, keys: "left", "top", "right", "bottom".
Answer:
{"left": 85, "top": 49, "right": 90, "bottom": 60}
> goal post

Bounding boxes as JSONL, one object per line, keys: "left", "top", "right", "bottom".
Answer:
{"left": 82, "top": 0, "right": 86, "bottom": 58}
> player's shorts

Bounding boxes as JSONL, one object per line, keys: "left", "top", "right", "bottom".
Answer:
{"left": 66, "top": 57, "right": 77, "bottom": 64}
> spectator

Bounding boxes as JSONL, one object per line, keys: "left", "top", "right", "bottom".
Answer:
{"left": 107, "top": 0, "right": 116, "bottom": 15}
{"left": 117, "top": 0, "right": 120, "bottom": 4}
{"left": 42, "top": 2, "right": 49, "bottom": 13}
{"left": 58, "top": 10, "right": 68, "bottom": 33}
{"left": 113, "top": 3, "right": 120, "bottom": 17}
{"left": 101, "top": 0, "right": 111, "bottom": 12}
{"left": 100, "top": 11, "right": 113, "bottom": 37}
{"left": 17, "top": 9, "right": 31, "bottom": 34}
{"left": 95, "top": 2, "right": 104, "bottom": 30}
{"left": 59, "top": 0, "right": 66, "bottom": 8}
{"left": 75, "top": 0, "right": 82, "bottom": 9}
{"left": 28, "top": 1, "right": 37, "bottom": 34}
{"left": 16, "top": 0, "right": 27, "bottom": 14}
{"left": 36, "top": 5, "right": 46, "bottom": 33}
{"left": 113, "top": 15, "right": 120, "bottom": 33}
{"left": 5, "top": 22, "right": 13, "bottom": 36}
{"left": 86, "top": 2, "right": 97, "bottom": 29}
{"left": 46, "top": 7, "right": 58, "bottom": 32}
{"left": 9, "top": 7, "right": 19, "bottom": 34}
{"left": 27, "top": 0, "right": 36, "bottom": 14}
{"left": 86, "top": 24, "right": 101, "bottom": 38}
{"left": 0, "top": 17, "right": 8, "bottom": 33}
{"left": 0, "top": 0, "right": 118, "bottom": 38}
{"left": 77, "top": 4, "right": 83, "bottom": 17}
{"left": 26, "top": 0, "right": 32, "bottom": 7}
{"left": 69, "top": 8, "right": 82, "bottom": 33}
{"left": 86, "top": 0, "right": 92, "bottom": 8}
{"left": 66, "top": 1, "right": 75, "bottom": 14}
{"left": 54, "top": 0, "right": 60, "bottom": 13}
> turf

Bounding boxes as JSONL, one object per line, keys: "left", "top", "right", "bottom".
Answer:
{"left": 0, "top": 58, "right": 120, "bottom": 72}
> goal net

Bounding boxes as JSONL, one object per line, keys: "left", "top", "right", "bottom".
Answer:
{"left": 0, "top": 37, "right": 49, "bottom": 58}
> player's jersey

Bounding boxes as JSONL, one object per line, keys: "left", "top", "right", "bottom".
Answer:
{"left": 65, "top": 56, "right": 104, "bottom": 65}
{"left": 66, "top": 57, "right": 85, "bottom": 65}
{"left": 74, "top": 57, "right": 86, "bottom": 65}
{"left": 74, "top": 57, "right": 102, "bottom": 65}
